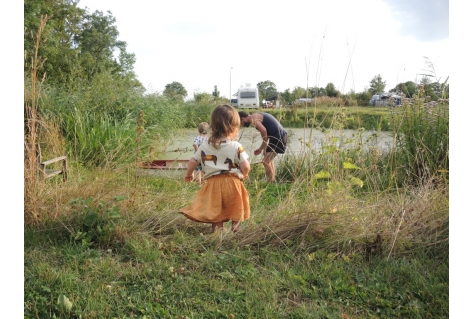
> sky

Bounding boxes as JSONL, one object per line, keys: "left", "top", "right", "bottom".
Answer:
{"left": 77, "top": 0, "right": 449, "bottom": 99}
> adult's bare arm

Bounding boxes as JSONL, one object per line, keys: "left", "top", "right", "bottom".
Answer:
{"left": 254, "top": 120, "right": 268, "bottom": 155}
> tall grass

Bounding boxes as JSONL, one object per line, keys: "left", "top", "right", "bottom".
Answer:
{"left": 24, "top": 15, "right": 50, "bottom": 222}
{"left": 38, "top": 79, "right": 221, "bottom": 168}
{"left": 61, "top": 110, "right": 136, "bottom": 166}
{"left": 389, "top": 84, "right": 449, "bottom": 185}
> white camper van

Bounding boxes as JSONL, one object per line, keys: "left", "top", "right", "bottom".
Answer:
{"left": 237, "top": 84, "right": 259, "bottom": 109}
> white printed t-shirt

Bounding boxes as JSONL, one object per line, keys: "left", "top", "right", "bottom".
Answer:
{"left": 192, "top": 140, "right": 249, "bottom": 180}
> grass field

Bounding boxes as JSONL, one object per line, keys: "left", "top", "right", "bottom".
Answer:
{"left": 24, "top": 158, "right": 448, "bottom": 318}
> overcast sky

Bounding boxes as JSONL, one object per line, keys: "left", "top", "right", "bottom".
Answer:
{"left": 78, "top": 0, "right": 449, "bottom": 99}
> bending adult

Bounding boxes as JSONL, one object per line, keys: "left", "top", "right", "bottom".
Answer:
{"left": 239, "top": 111, "right": 288, "bottom": 183}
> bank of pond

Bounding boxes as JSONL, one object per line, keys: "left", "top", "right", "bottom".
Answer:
{"left": 241, "top": 106, "right": 395, "bottom": 131}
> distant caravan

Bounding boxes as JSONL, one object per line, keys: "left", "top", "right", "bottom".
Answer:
{"left": 237, "top": 84, "right": 259, "bottom": 109}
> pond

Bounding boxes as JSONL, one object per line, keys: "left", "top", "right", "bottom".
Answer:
{"left": 157, "top": 128, "right": 395, "bottom": 164}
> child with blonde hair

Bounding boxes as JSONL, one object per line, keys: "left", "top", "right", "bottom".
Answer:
{"left": 192, "top": 122, "right": 209, "bottom": 184}
{"left": 180, "top": 105, "right": 251, "bottom": 232}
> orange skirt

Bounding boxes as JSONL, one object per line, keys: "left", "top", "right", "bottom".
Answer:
{"left": 180, "top": 174, "right": 250, "bottom": 223}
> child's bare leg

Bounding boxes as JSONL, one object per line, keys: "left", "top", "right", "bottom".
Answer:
{"left": 231, "top": 220, "right": 241, "bottom": 232}
{"left": 199, "top": 172, "right": 204, "bottom": 184}
{"left": 212, "top": 222, "right": 224, "bottom": 232}
{"left": 196, "top": 173, "right": 201, "bottom": 184}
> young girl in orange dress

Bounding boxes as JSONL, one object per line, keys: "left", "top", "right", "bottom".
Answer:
{"left": 180, "top": 104, "right": 251, "bottom": 232}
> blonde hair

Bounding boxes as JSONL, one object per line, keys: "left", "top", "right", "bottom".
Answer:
{"left": 209, "top": 104, "right": 240, "bottom": 149}
{"left": 198, "top": 122, "right": 209, "bottom": 134}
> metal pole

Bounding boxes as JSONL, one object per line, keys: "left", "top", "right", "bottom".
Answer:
{"left": 230, "top": 67, "right": 233, "bottom": 101}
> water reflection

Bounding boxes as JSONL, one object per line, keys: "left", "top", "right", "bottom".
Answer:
{"left": 158, "top": 128, "right": 395, "bottom": 162}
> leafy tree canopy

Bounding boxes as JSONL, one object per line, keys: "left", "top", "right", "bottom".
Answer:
{"left": 212, "top": 85, "right": 220, "bottom": 98}
{"left": 24, "top": 0, "right": 140, "bottom": 87}
{"left": 257, "top": 80, "right": 278, "bottom": 101}
{"left": 325, "top": 82, "right": 340, "bottom": 97}
{"left": 369, "top": 74, "right": 386, "bottom": 95}
{"left": 280, "top": 88, "right": 293, "bottom": 105}
{"left": 164, "top": 81, "right": 188, "bottom": 102}
{"left": 390, "top": 81, "right": 416, "bottom": 98}
{"left": 292, "top": 86, "right": 306, "bottom": 100}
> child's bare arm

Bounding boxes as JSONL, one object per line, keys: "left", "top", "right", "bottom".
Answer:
{"left": 239, "top": 159, "right": 251, "bottom": 179}
{"left": 185, "top": 158, "right": 199, "bottom": 182}
{"left": 193, "top": 144, "right": 198, "bottom": 152}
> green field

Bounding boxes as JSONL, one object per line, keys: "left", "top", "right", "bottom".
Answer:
{"left": 25, "top": 96, "right": 449, "bottom": 317}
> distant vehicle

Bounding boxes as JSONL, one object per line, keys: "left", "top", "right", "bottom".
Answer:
{"left": 370, "top": 93, "right": 401, "bottom": 106}
{"left": 369, "top": 95, "right": 380, "bottom": 106}
{"left": 296, "top": 98, "right": 313, "bottom": 104}
{"left": 231, "top": 98, "right": 238, "bottom": 108}
{"left": 237, "top": 84, "right": 259, "bottom": 109}
{"left": 262, "top": 100, "right": 274, "bottom": 109}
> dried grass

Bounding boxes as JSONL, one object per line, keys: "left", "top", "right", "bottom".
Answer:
{"left": 132, "top": 173, "right": 448, "bottom": 257}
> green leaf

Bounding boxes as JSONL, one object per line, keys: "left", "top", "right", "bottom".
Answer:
{"left": 107, "top": 211, "right": 121, "bottom": 219}
{"left": 343, "top": 162, "right": 361, "bottom": 170}
{"left": 84, "top": 211, "right": 99, "bottom": 227}
{"left": 350, "top": 177, "right": 364, "bottom": 187}
{"left": 315, "top": 171, "right": 331, "bottom": 179}
{"left": 57, "top": 294, "right": 73, "bottom": 311}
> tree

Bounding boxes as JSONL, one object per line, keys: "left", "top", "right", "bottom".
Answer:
{"left": 309, "top": 86, "right": 325, "bottom": 97}
{"left": 163, "top": 81, "right": 187, "bottom": 102}
{"left": 24, "top": 1, "right": 139, "bottom": 87}
{"left": 280, "top": 88, "right": 293, "bottom": 105}
{"left": 356, "top": 89, "right": 372, "bottom": 106}
{"left": 75, "top": 10, "right": 136, "bottom": 79}
{"left": 194, "top": 91, "right": 213, "bottom": 103}
{"left": 257, "top": 80, "right": 278, "bottom": 102}
{"left": 369, "top": 74, "right": 386, "bottom": 95}
{"left": 212, "top": 85, "right": 220, "bottom": 98}
{"left": 390, "top": 81, "right": 416, "bottom": 98}
{"left": 419, "top": 76, "right": 446, "bottom": 101}
{"left": 292, "top": 86, "right": 306, "bottom": 100}
{"left": 325, "top": 82, "right": 340, "bottom": 97}
{"left": 316, "top": 87, "right": 327, "bottom": 97}
{"left": 24, "top": 0, "right": 85, "bottom": 85}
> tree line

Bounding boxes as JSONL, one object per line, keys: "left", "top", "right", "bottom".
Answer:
{"left": 25, "top": 0, "right": 448, "bottom": 107}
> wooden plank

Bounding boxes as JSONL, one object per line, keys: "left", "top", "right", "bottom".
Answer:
{"left": 41, "top": 156, "right": 67, "bottom": 166}
{"left": 44, "top": 169, "right": 63, "bottom": 178}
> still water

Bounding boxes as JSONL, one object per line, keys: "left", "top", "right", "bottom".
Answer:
{"left": 158, "top": 128, "right": 395, "bottom": 163}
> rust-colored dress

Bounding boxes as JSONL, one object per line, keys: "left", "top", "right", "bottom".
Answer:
{"left": 180, "top": 139, "right": 250, "bottom": 224}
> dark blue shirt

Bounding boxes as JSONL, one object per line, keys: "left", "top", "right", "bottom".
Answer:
{"left": 259, "top": 113, "right": 287, "bottom": 138}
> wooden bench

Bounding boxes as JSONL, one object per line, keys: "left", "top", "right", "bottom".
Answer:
{"left": 40, "top": 155, "right": 68, "bottom": 182}
{"left": 25, "top": 142, "right": 68, "bottom": 182}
